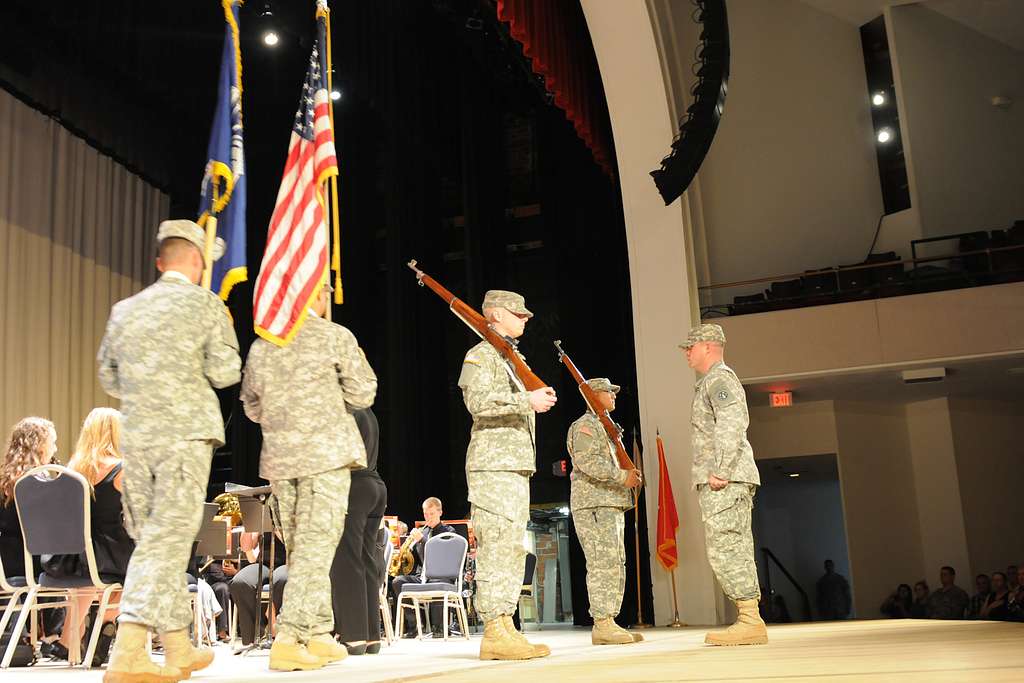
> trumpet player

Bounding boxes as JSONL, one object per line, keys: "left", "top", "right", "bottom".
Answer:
{"left": 390, "top": 497, "right": 455, "bottom": 637}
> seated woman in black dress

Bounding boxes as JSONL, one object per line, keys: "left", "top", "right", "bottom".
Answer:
{"left": 57, "top": 408, "right": 135, "bottom": 660}
{"left": 0, "top": 417, "right": 64, "bottom": 642}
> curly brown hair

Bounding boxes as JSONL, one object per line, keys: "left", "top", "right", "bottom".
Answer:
{"left": 1, "top": 417, "right": 56, "bottom": 505}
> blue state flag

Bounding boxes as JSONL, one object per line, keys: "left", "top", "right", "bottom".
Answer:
{"left": 199, "top": 0, "right": 246, "bottom": 300}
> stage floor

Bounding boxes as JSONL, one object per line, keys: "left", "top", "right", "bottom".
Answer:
{"left": 6, "top": 619, "right": 1023, "bottom": 682}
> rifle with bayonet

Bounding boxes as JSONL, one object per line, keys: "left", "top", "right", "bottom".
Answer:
{"left": 407, "top": 259, "right": 549, "bottom": 391}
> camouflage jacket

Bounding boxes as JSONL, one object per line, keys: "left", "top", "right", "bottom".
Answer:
{"left": 97, "top": 271, "right": 241, "bottom": 451}
{"left": 458, "top": 341, "right": 535, "bottom": 473}
{"left": 690, "top": 361, "right": 760, "bottom": 489}
{"left": 241, "top": 314, "right": 377, "bottom": 481}
{"left": 567, "top": 412, "right": 631, "bottom": 511}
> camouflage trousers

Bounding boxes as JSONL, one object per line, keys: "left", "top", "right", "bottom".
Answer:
{"left": 697, "top": 482, "right": 760, "bottom": 601}
{"left": 574, "top": 506, "right": 626, "bottom": 619}
{"left": 119, "top": 440, "right": 213, "bottom": 633}
{"left": 271, "top": 467, "right": 350, "bottom": 642}
{"left": 468, "top": 471, "right": 529, "bottom": 623}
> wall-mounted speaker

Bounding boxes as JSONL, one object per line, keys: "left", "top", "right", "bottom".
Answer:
{"left": 650, "top": 0, "right": 730, "bottom": 206}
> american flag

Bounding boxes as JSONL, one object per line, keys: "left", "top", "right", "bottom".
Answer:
{"left": 253, "top": 4, "right": 338, "bottom": 346}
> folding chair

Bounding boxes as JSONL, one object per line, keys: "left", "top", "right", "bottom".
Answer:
{"left": 379, "top": 537, "right": 395, "bottom": 644}
{"left": 517, "top": 552, "right": 540, "bottom": 630}
{"left": 395, "top": 532, "right": 469, "bottom": 641}
{"left": 1, "top": 465, "right": 121, "bottom": 669}
{"left": 0, "top": 554, "right": 29, "bottom": 651}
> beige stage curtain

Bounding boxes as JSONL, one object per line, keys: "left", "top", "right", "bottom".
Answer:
{"left": 0, "top": 88, "right": 169, "bottom": 459}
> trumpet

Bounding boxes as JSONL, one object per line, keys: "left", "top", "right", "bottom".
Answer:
{"left": 388, "top": 532, "right": 417, "bottom": 577}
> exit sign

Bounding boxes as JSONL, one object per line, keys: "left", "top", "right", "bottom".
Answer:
{"left": 769, "top": 391, "right": 793, "bottom": 408}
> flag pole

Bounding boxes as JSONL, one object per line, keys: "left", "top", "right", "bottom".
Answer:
{"left": 320, "top": 1, "right": 335, "bottom": 321}
{"left": 323, "top": 1, "right": 343, "bottom": 305}
{"left": 669, "top": 567, "right": 685, "bottom": 627}
{"left": 201, "top": 216, "right": 219, "bottom": 290}
{"left": 632, "top": 427, "right": 652, "bottom": 629}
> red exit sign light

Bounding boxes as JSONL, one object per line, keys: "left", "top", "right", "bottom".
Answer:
{"left": 769, "top": 391, "right": 793, "bottom": 408}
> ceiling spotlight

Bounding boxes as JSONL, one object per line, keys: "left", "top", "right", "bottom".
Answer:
{"left": 330, "top": 88, "right": 341, "bottom": 101}
{"left": 788, "top": 473, "right": 800, "bottom": 478}
{"left": 259, "top": 2, "right": 278, "bottom": 47}
{"left": 872, "top": 92, "right": 886, "bottom": 106}
{"left": 877, "top": 128, "right": 893, "bottom": 143}
{"left": 263, "top": 30, "right": 279, "bottom": 46}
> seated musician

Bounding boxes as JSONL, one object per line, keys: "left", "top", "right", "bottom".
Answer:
{"left": 391, "top": 497, "right": 455, "bottom": 637}
{"left": 227, "top": 530, "right": 289, "bottom": 645}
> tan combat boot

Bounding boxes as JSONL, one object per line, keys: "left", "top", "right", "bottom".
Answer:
{"left": 501, "top": 615, "right": 550, "bottom": 657}
{"left": 103, "top": 622, "right": 185, "bottom": 683}
{"left": 162, "top": 629, "right": 214, "bottom": 677}
{"left": 269, "top": 634, "right": 324, "bottom": 671}
{"left": 591, "top": 617, "right": 637, "bottom": 645}
{"left": 704, "top": 599, "right": 768, "bottom": 646}
{"left": 306, "top": 634, "right": 348, "bottom": 664}
{"left": 478, "top": 617, "right": 536, "bottom": 660}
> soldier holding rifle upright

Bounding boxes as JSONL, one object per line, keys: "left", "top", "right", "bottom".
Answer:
{"left": 458, "top": 290, "right": 555, "bottom": 660}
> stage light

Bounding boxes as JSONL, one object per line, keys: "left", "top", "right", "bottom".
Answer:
{"left": 330, "top": 88, "right": 341, "bottom": 101}
{"left": 788, "top": 473, "right": 800, "bottom": 478}
{"left": 877, "top": 128, "right": 893, "bottom": 143}
{"left": 872, "top": 92, "right": 886, "bottom": 106}
{"left": 259, "top": 2, "right": 278, "bottom": 48}
{"left": 558, "top": 506, "right": 570, "bottom": 515}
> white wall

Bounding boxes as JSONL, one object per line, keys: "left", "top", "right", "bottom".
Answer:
{"left": 888, "top": 5, "right": 1024, "bottom": 239}
{"left": 697, "top": 0, "right": 884, "bottom": 295}
{"left": 949, "top": 397, "right": 1024, "bottom": 577}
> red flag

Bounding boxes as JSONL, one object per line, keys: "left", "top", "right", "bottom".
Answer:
{"left": 655, "top": 432, "right": 680, "bottom": 571}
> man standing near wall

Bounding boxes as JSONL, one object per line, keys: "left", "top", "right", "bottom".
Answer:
{"left": 681, "top": 323, "right": 767, "bottom": 646}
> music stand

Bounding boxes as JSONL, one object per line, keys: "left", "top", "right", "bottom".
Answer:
{"left": 194, "top": 503, "right": 230, "bottom": 559}
{"left": 226, "top": 483, "right": 276, "bottom": 656}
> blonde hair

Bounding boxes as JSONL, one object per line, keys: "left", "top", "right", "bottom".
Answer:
{"left": 422, "top": 497, "right": 442, "bottom": 511}
{"left": 68, "top": 408, "right": 122, "bottom": 484}
{"left": 1, "top": 417, "right": 56, "bottom": 505}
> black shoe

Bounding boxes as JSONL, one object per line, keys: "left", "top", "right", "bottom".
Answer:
{"left": 365, "top": 642, "right": 381, "bottom": 655}
{"left": 40, "top": 640, "right": 69, "bottom": 661}
{"left": 344, "top": 642, "right": 367, "bottom": 656}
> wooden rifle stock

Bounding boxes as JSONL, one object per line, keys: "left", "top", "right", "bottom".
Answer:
{"left": 554, "top": 340, "right": 636, "bottom": 472}
{"left": 407, "top": 260, "right": 549, "bottom": 391}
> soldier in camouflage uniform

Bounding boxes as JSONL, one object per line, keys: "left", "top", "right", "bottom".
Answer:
{"left": 458, "top": 290, "right": 554, "bottom": 660}
{"left": 98, "top": 219, "right": 241, "bottom": 683}
{"left": 241, "top": 282, "right": 377, "bottom": 671}
{"left": 567, "top": 378, "right": 644, "bottom": 645}
{"left": 681, "top": 323, "right": 767, "bottom": 646}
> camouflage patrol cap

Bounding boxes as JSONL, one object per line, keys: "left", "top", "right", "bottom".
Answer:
{"left": 679, "top": 323, "right": 726, "bottom": 348}
{"left": 585, "top": 378, "right": 620, "bottom": 394}
{"left": 482, "top": 290, "right": 533, "bottom": 318}
{"left": 157, "top": 219, "right": 225, "bottom": 265}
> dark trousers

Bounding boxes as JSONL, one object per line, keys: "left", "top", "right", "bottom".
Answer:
{"left": 229, "top": 563, "right": 288, "bottom": 644}
{"left": 391, "top": 573, "right": 450, "bottom": 635}
{"left": 330, "top": 474, "right": 387, "bottom": 642}
{"left": 209, "top": 581, "right": 231, "bottom": 634}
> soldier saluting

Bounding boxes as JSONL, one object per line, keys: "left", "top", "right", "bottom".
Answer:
{"left": 567, "top": 378, "right": 644, "bottom": 645}
{"left": 241, "top": 282, "right": 377, "bottom": 671}
{"left": 98, "top": 220, "right": 241, "bottom": 683}
{"left": 681, "top": 323, "right": 767, "bottom": 646}
{"left": 458, "top": 290, "right": 554, "bottom": 660}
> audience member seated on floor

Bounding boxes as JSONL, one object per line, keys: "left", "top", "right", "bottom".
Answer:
{"left": 926, "top": 566, "right": 969, "bottom": 619}
{"left": 965, "top": 574, "right": 991, "bottom": 620}
{"left": 228, "top": 531, "right": 288, "bottom": 645}
{"left": 45, "top": 408, "right": 135, "bottom": 664}
{"left": 910, "top": 581, "right": 930, "bottom": 618}
{"left": 816, "top": 559, "right": 852, "bottom": 620}
{"left": 880, "top": 584, "right": 913, "bottom": 619}
{"left": 0, "top": 416, "right": 66, "bottom": 647}
{"left": 979, "top": 572, "right": 1012, "bottom": 621}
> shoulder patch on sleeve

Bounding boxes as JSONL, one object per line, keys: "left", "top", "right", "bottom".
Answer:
{"left": 709, "top": 377, "right": 740, "bottom": 408}
{"left": 579, "top": 425, "right": 593, "bottom": 437}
